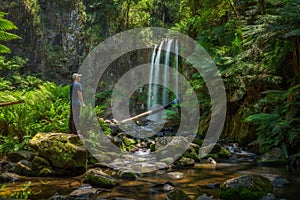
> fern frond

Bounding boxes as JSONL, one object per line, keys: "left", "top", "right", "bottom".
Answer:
{"left": 0, "top": 18, "right": 18, "bottom": 31}
{"left": 244, "top": 112, "right": 280, "bottom": 124}
{"left": 0, "top": 44, "right": 11, "bottom": 53}
{"left": 284, "top": 28, "right": 300, "bottom": 38}
{"left": 0, "top": 30, "right": 21, "bottom": 41}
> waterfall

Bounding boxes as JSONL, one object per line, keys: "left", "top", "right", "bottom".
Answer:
{"left": 147, "top": 38, "right": 179, "bottom": 121}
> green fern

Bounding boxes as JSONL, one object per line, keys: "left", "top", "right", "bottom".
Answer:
{"left": 0, "top": 12, "right": 20, "bottom": 53}
{"left": 245, "top": 85, "right": 300, "bottom": 154}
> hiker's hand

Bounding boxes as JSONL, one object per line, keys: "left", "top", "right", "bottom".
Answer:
{"left": 82, "top": 103, "right": 86, "bottom": 108}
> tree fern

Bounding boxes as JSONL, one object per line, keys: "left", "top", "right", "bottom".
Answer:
{"left": 0, "top": 12, "right": 20, "bottom": 53}
{"left": 245, "top": 85, "right": 300, "bottom": 154}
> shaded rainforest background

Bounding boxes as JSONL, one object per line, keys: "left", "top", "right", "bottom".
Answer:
{"left": 0, "top": 0, "right": 299, "bottom": 158}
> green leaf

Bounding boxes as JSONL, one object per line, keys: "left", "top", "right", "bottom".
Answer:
{"left": 283, "top": 28, "right": 300, "bottom": 38}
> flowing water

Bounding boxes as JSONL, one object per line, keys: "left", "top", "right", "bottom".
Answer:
{"left": 1, "top": 162, "right": 299, "bottom": 199}
{"left": 147, "top": 38, "right": 178, "bottom": 109}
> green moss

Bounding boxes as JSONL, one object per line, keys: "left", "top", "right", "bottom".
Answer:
{"left": 150, "top": 143, "right": 155, "bottom": 152}
{"left": 220, "top": 188, "right": 267, "bottom": 200}
{"left": 84, "top": 173, "right": 118, "bottom": 188}
{"left": 117, "top": 171, "right": 140, "bottom": 180}
{"left": 166, "top": 190, "right": 190, "bottom": 200}
{"left": 208, "top": 144, "right": 231, "bottom": 158}
{"left": 220, "top": 174, "right": 273, "bottom": 200}
{"left": 160, "top": 157, "right": 174, "bottom": 165}
{"left": 257, "top": 159, "right": 287, "bottom": 166}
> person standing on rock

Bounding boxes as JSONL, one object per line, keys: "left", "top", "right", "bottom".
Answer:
{"left": 69, "top": 73, "right": 86, "bottom": 134}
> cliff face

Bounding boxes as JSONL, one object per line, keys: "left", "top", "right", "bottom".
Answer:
{"left": 0, "top": 0, "right": 86, "bottom": 83}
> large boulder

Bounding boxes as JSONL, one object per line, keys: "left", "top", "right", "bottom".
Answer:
{"left": 258, "top": 148, "right": 287, "bottom": 166}
{"left": 29, "top": 133, "right": 87, "bottom": 174}
{"left": 220, "top": 174, "right": 273, "bottom": 200}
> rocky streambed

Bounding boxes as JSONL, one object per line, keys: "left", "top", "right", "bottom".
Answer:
{"left": 0, "top": 132, "right": 299, "bottom": 199}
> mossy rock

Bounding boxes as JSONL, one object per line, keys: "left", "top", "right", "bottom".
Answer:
{"left": 14, "top": 160, "right": 32, "bottom": 176}
{"left": 166, "top": 190, "right": 190, "bottom": 200}
{"left": 0, "top": 172, "right": 21, "bottom": 183}
{"left": 160, "top": 157, "right": 174, "bottom": 165}
{"left": 220, "top": 174, "right": 273, "bottom": 200}
{"left": 31, "top": 156, "right": 50, "bottom": 170}
{"left": 31, "top": 156, "right": 55, "bottom": 177}
{"left": 7, "top": 151, "right": 37, "bottom": 163}
{"left": 258, "top": 148, "right": 287, "bottom": 166}
{"left": 183, "top": 144, "right": 200, "bottom": 162}
{"left": 29, "top": 133, "right": 87, "bottom": 170}
{"left": 83, "top": 168, "right": 118, "bottom": 188}
{"left": 174, "top": 157, "right": 195, "bottom": 168}
{"left": 204, "top": 144, "right": 231, "bottom": 159}
{"left": 156, "top": 136, "right": 190, "bottom": 161}
{"left": 116, "top": 170, "right": 141, "bottom": 180}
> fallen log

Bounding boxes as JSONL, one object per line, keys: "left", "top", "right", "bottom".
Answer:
{"left": 120, "top": 99, "right": 178, "bottom": 123}
{"left": 0, "top": 100, "right": 25, "bottom": 107}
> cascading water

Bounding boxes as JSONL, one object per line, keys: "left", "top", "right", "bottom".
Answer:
{"left": 147, "top": 38, "right": 179, "bottom": 122}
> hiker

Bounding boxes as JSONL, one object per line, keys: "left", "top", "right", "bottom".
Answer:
{"left": 69, "top": 73, "right": 85, "bottom": 134}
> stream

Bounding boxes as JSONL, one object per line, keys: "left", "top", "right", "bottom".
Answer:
{"left": 1, "top": 161, "right": 299, "bottom": 200}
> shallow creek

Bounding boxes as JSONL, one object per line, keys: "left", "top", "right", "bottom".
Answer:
{"left": 1, "top": 161, "right": 299, "bottom": 199}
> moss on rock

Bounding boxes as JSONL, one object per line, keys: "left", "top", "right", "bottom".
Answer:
{"left": 220, "top": 174, "right": 273, "bottom": 200}
{"left": 83, "top": 168, "right": 118, "bottom": 188}
{"left": 29, "top": 133, "right": 87, "bottom": 170}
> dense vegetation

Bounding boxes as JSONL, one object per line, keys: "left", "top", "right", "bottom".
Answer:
{"left": 0, "top": 0, "right": 299, "bottom": 158}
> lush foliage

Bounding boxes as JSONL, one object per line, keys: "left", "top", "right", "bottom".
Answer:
{"left": 0, "top": 56, "right": 70, "bottom": 154}
{"left": 0, "top": 181, "right": 33, "bottom": 199}
{"left": 171, "top": 0, "right": 300, "bottom": 154}
{"left": 0, "top": 12, "right": 20, "bottom": 53}
{"left": 1, "top": 0, "right": 299, "bottom": 156}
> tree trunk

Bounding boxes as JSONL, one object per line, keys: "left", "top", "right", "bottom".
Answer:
{"left": 120, "top": 99, "right": 178, "bottom": 123}
{"left": 0, "top": 100, "right": 25, "bottom": 107}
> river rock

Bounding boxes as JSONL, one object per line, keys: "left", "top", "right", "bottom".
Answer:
{"left": 258, "top": 148, "right": 287, "bottom": 165}
{"left": 117, "top": 169, "right": 141, "bottom": 180}
{"left": 48, "top": 192, "right": 70, "bottom": 200}
{"left": 29, "top": 132, "right": 87, "bottom": 174}
{"left": 167, "top": 172, "right": 184, "bottom": 179}
{"left": 155, "top": 162, "right": 169, "bottom": 170}
{"left": 259, "top": 193, "right": 276, "bottom": 200}
{"left": 174, "top": 157, "right": 195, "bottom": 168}
{"left": 156, "top": 136, "right": 190, "bottom": 161}
{"left": 7, "top": 150, "right": 37, "bottom": 163}
{"left": 220, "top": 174, "right": 273, "bottom": 200}
{"left": 0, "top": 172, "right": 20, "bottom": 183}
{"left": 166, "top": 189, "right": 190, "bottom": 200}
{"left": 12, "top": 156, "right": 55, "bottom": 177}
{"left": 14, "top": 159, "right": 32, "bottom": 176}
{"left": 195, "top": 193, "right": 214, "bottom": 200}
{"left": 152, "top": 182, "right": 175, "bottom": 192}
{"left": 83, "top": 168, "right": 118, "bottom": 188}
{"left": 183, "top": 143, "right": 200, "bottom": 162}
{"left": 69, "top": 187, "right": 98, "bottom": 199}
{"left": 272, "top": 176, "right": 289, "bottom": 187}
{"left": 206, "top": 183, "right": 220, "bottom": 189}
{"left": 206, "top": 144, "right": 231, "bottom": 159}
